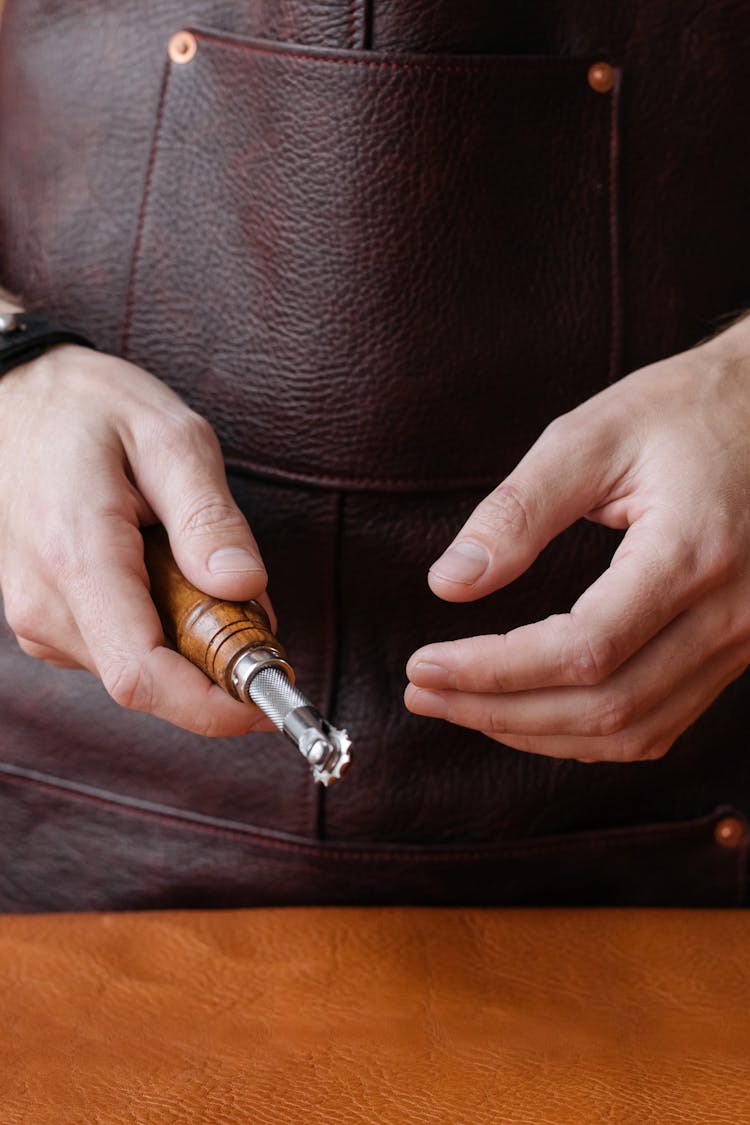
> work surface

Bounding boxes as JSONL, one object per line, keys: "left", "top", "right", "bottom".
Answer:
{"left": 2, "top": 907, "right": 748, "bottom": 1124}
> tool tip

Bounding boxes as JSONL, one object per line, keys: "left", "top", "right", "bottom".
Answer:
{"left": 310, "top": 727, "right": 351, "bottom": 786}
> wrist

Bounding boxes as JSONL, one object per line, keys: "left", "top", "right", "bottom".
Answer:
{"left": 0, "top": 309, "right": 96, "bottom": 379}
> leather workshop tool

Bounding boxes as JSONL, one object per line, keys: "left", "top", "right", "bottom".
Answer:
{"left": 143, "top": 526, "right": 351, "bottom": 785}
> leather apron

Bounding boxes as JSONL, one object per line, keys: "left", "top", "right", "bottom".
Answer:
{"left": 1, "top": 0, "right": 749, "bottom": 910}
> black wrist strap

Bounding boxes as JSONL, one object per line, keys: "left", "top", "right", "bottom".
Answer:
{"left": 0, "top": 311, "right": 97, "bottom": 376}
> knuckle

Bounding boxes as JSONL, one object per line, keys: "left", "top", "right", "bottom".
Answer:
{"left": 34, "top": 533, "right": 78, "bottom": 585}
{"left": 731, "top": 611, "right": 750, "bottom": 651}
{"left": 194, "top": 712, "right": 233, "bottom": 739}
{"left": 488, "top": 664, "right": 508, "bottom": 694}
{"left": 700, "top": 521, "right": 740, "bottom": 584}
{"left": 481, "top": 728, "right": 516, "bottom": 748}
{"left": 147, "top": 408, "right": 219, "bottom": 459}
{"left": 4, "top": 595, "right": 47, "bottom": 645}
{"left": 474, "top": 482, "right": 532, "bottom": 540}
{"left": 485, "top": 731, "right": 510, "bottom": 747}
{"left": 102, "top": 658, "right": 153, "bottom": 713}
{"left": 486, "top": 709, "right": 509, "bottom": 736}
{"left": 566, "top": 630, "right": 619, "bottom": 686}
{"left": 9, "top": 525, "right": 77, "bottom": 588}
{"left": 178, "top": 497, "right": 246, "bottom": 539}
{"left": 462, "top": 634, "right": 507, "bottom": 691}
{"left": 166, "top": 407, "right": 214, "bottom": 444}
{"left": 16, "top": 637, "right": 56, "bottom": 662}
{"left": 599, "top": 732, "right": 638, "bottom": 762}
{"left": 587, "top": 689, "right": 636, "bottom": 737}
{"left": 604, "top": 731, "right": 666, "bottom": 763}
{"left": 539, "top": 413, "right": 574, "bottom": 449}
{"left": 638, "top": 743, "right": 669, "bottom": 762}
{"left": 188, "top": 703, "right": 261, "bottom": 739}
{"left": 632, "top": 733, "right": 671, "bottom": 762}
{"left": 197, "top": 716, "right": 223, "bottom": 738}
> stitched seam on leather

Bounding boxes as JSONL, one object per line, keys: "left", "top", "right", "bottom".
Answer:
{"left": 0, "top": 764, "right": 731, "bottom": 864}
{"left": 122, "top": 36, "right": 594, "bottom": 495}
{"left": 120, "top": 61, "right": 172, "bottom": 357}
{"left": 0, "top": 765, "right": 499, "bottom": 860}
{"left": 192, "top": 31, "right": 584, "bottom": 75}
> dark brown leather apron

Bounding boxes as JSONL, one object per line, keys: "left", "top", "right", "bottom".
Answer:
{"left": 1, "top": 1, "right": 749, "bottom": 909}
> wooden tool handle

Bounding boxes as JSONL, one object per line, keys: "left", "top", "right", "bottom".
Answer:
{"left": 142, "top": 525, "right": 287, "bottom": 698}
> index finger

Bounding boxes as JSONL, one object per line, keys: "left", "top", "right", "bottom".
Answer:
{"left": 410, "top": 517, "right": 720, "bottom": 692}
{"left": 64, "top": 517, "right": 273, "bottom": 736}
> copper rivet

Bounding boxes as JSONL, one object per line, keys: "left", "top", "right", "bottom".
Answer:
{"left": 168, "top": 31, "right": 197, "bottom": 65}
{"left": 587, "top": 61, "right": 615, "bottom": 94}
{"left": 714, "top": 816, "right": 745, "bottom": 849}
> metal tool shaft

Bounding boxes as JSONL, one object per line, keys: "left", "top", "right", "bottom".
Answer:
{"left": 143, "top": 525, "right": 352, "bottom": 785}
{"left": 247, "top": 666, "right": 350, "bottom": 786}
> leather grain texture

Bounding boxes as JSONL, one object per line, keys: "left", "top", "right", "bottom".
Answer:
{"left": 0, "top": 476, "right": 336, "bottom": 840}
{"left": 0, "top": 0, "right": 359, "bottom": 345}
{"left": 123, "top": 32, "right": 617, "bottom": 488}
{"left": 1, "top": 770, "right": 746, "bottom": 910}
{"left": 1, "top": 1, "right": 750, "bottom": 909}
{"left": 373, "top": 0, "right": 750, "bottom": 373}
{"left": 2, "top": 906, "right": 750, "bottom": 1123}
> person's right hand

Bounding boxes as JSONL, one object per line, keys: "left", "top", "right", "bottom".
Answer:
{"left": 0, "top": 342, "right": 275, "bottom": 737}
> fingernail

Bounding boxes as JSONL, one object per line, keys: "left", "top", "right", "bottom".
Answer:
{"left": 207, "top": 547, "right": 264, "bottom": 574}
{"left": 429, "top": 540, "right": 490, "bottom": 584}
{"left": 406, "top": 687, "right": 448, "bottom": 717}
{"left": 410, "top": 661, "right": 455, "bottom": 690}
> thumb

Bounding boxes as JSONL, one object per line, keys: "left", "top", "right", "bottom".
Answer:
{"left": 134, "top": 413, "right": 267, "bottom": 602}
{"left": 167, "top": 496, "right": 267, "bottom": 604}
{"left": 429, "top": 415, "right": 618, "bottom": 602}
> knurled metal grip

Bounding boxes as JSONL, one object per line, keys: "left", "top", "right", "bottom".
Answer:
{"left": 229, "top": 648, "right": 294, "bottom": 703}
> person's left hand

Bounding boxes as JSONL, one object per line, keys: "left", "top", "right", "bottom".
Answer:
{"left": 405, "top": 318, "right": 750, "bottom": 762}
